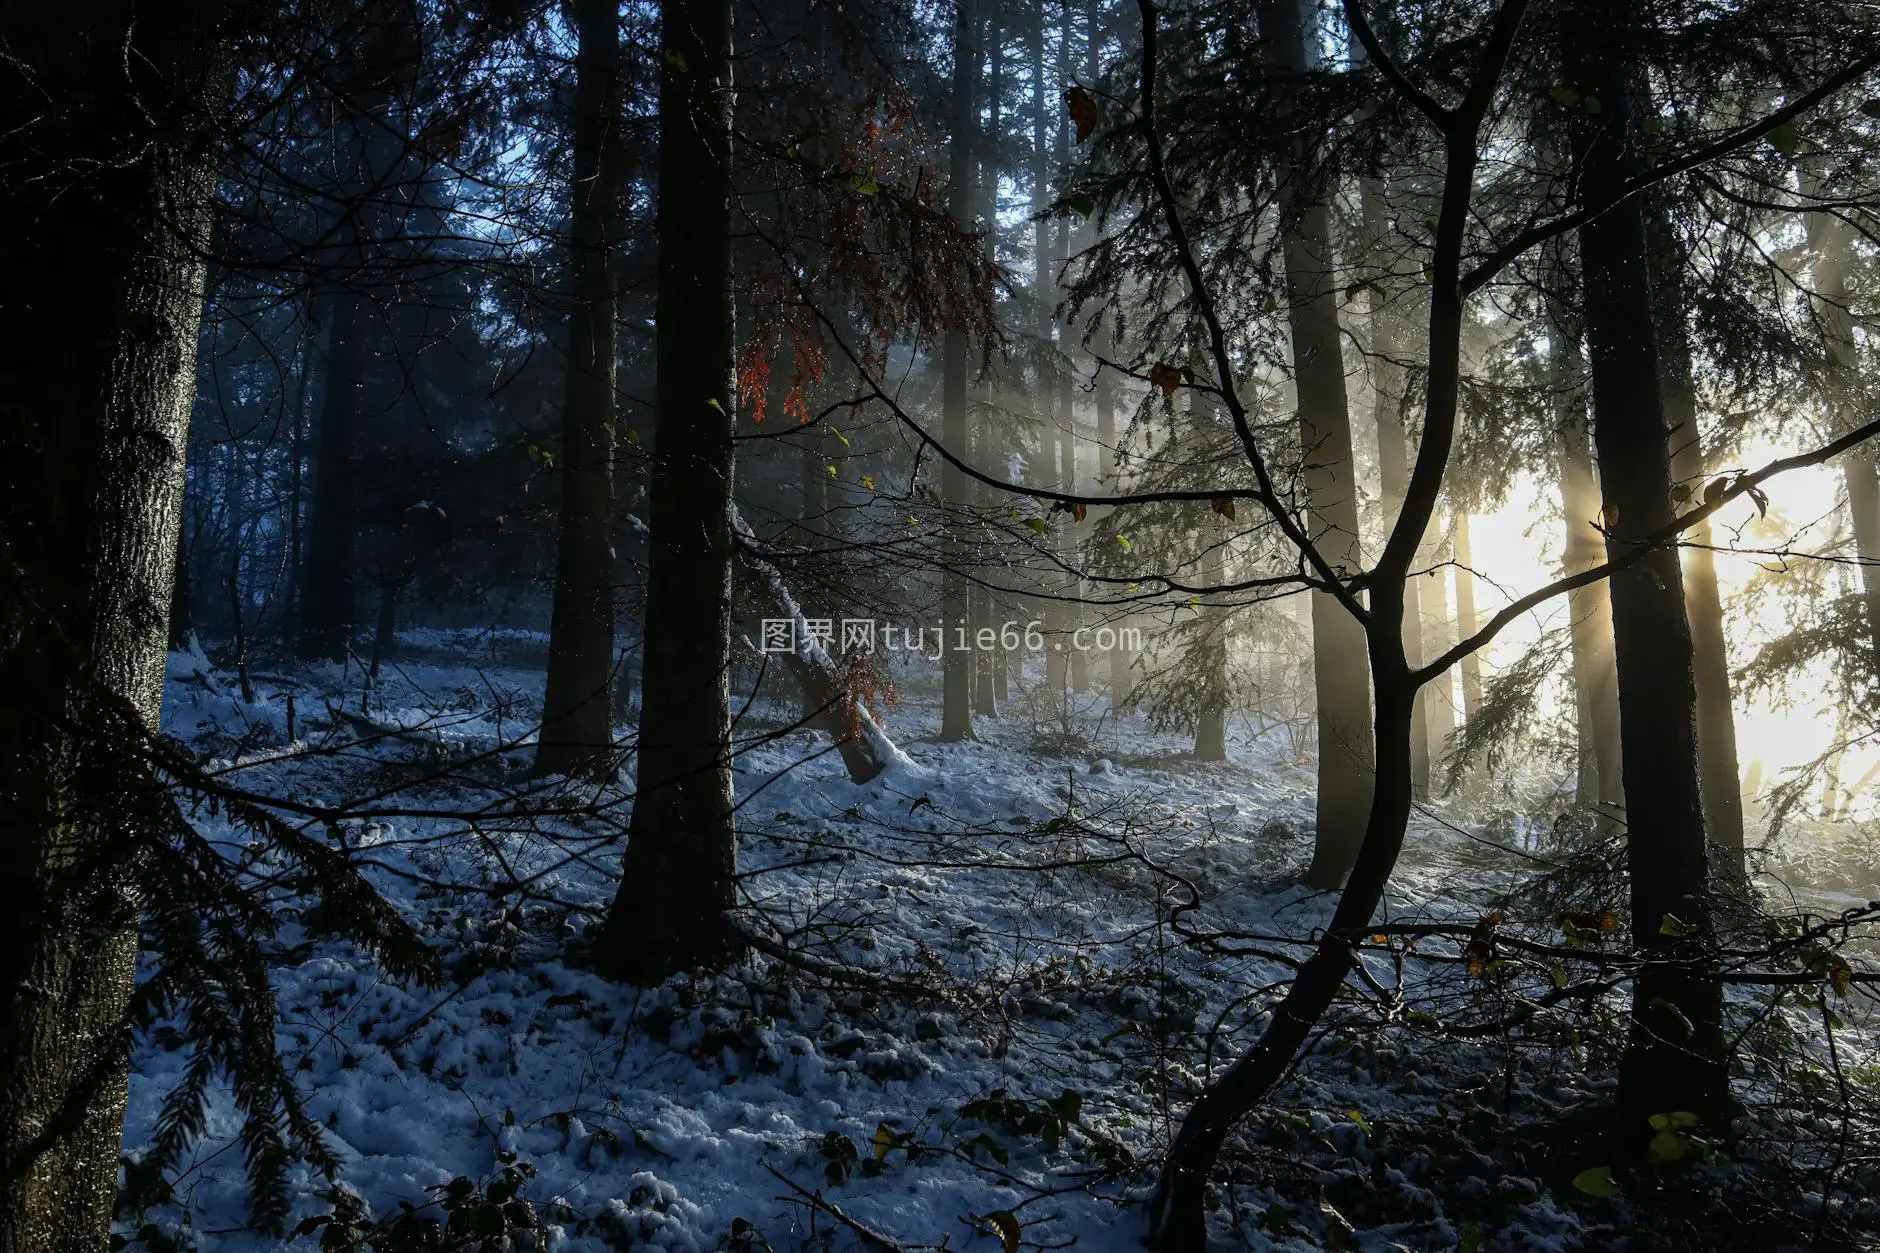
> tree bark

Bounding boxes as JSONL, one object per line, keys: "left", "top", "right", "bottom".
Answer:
{"left": 1571, "top": 0, "right": 1728, "bottom": 1139}
{"left": 298, "top": 287, "right": 364, "bottom": 663}
{"left": 1360, "top": 173, "right": 1432, "bottom": 795}
{"left": 939, "top": 0, "right": 978, "bottom": 743}
{"left": 1546, "top": 262, "right": 1624, "bottom": 813}
{"left": 597, "top": 0, "right": 741, "bottom": 983}
{"left": 534, "top": 0, "right": 623, "bottom": 776}
{"left": 0, "top": 4, "right": 225, "bottom": 1246}
{"left": 972, "top": 10, "right": 1004, "bottom": 721}
{"left": 733, "top": 519, "right": 906, "bottom": 785}
{"left": 1648, "top": 199, "right": 1744, "bottom": 863}
{"left": 1803, "top": 168, "right": 1880, "bottom": 677}
{"left": 1262, "top": 0, "right": 1372, "bottom": 887}
{"left": 1560, "top": 413, "right": 1623, "bottom": 811}
{"left": 1451, "top": 508, "right": 1484, "bottom": 720}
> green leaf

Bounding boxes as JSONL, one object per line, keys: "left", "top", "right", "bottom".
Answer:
{"left": 1646, "top": 995, "right": 1695, "bottom": 1040}
{"left": 1648, "top": 1111, "right": 1701, "bottom": 1131}
{"left": 1547, "top": 84, "right": 1579, "bottom": 106}
{"left": 1647, "top": 1129, "right": 1694, "bottom": 1162}
{"left": 1066, "top": 193, "right": 1096, "bottom": 218}
{"left": 851, "top": 172, "right": 881, "bottom": 195}
{"left": 1027, "top": 517, "right": 1050, "bottom": 535}
{"left": 1115, "top": 533, "right": 1132, "bottom": 552}
{"left": 1860, "top": 99, "right": 1880, "bottom": 120}
{"left": 1658, "top": 912, "right": 1697, "bottom": 937}
{"left": 1767, "top": 120, "right": 1800, "bottom": 155}
{"left": 1572, "top": 1166, "right": 1623, "bottom": 1197}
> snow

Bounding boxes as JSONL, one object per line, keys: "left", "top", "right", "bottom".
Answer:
{"left": 123, "top": 639, "right": 1873, "bottom": 1251}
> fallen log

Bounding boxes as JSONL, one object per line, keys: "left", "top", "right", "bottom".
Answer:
{"left": 731, "top": 510, "right": 910, "bottom": 784}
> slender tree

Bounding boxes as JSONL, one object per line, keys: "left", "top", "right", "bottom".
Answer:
{"left": 1805, "top": 164, "right": 1880, "bottom": 676}
{"left": 940, "top": 0, "right": 979, "bottom": 742}
{"left": 1648, "top": 198, "right": 1745, "bottom": 861}
{"left": 597, "top": 0, "right": 742, "bottom": 981}
{"left": 1569, "top": 0, "right": 1728, "bottom": 1137}
{"left": 1262, "top": 0, "right": 1374, "bottom": 885}
{"left": 1361, "top": 170, "right": 1433, "bottom": 793}
{"left": 1547, "top": 256, "right": 1624, "bottom": 811}
{"left": 534, "top": 0, "right": 625, "bottom": 776}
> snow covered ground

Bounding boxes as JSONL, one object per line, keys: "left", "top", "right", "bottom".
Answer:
{"left": 122, "top": 636, "right": 1875, "bottom": 1251}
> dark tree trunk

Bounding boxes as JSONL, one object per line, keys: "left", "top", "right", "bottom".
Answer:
{"left": 1150, "top": 648, "right": 1418, "bottom": 1248}
{"left": 369, "top": 581, "right": 397, "bottom": 685}
{"left": 283, "top": 312, "right": 313, "bottom": 654}
{"left": 1263, "top": 0, "right": 1372, "bottom": 887}
{"left": 0, "top": 4, "right": 225, "bottom": 1246}
{"left": 534, "top": 0, "right": 623, "bottom": 776}
{"left": 1361, "top": 172, "right": 1431, "bottom": 795}
{"left": 298, "top": 287, "right": 364, "bottom": 663}
{"left": 971, "top": 13, "right": 1002, "bottom": 722}
{"left": 1060, "top": 12, "right": 1090, "bottom": 692}
{"left": 597, "top": 0, "right": 740, "bottom": 983}
{"left": 1571, "top": 0, "right": 1728, "bottom": 1140}
{"left": 939, "top": 0, "right": 977, "bottom": 743}
{"left": 1648, "top": 200, "right": 1744, "bottom": 863}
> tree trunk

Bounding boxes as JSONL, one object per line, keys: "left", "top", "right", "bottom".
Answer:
{"left": 1571, "top": 0, "right": 1728, "bottom": 1140}
{"left": 369, "top": 582, "right": 397, "bottom": 685}
{"left": 1547, "top": 263, "right": 1624, "bottom": 813}
{"left": 534, "top": 0, "right": 623, "bottom": 776}
{"left": 1361, "top": 173, "right": 1431, "bottom": 796}
{"left": 939, "top": 0, "right": 978, "bottom": 743}
{"left": 283, "top": 310, "right": 314, "bottom": 654}
{"left": 1057, "top": 0, "right": 1086, "bottom": 697}
{"left": 1263, "top": 0, "right": 1372, "bottom": 887}
{"left": 733, "top": 520, "right": 907, "bottom": 784}
{"left": 1803, "top": 169, "right": 1880, "bottom": 678}
{"left": 1451, "top": 509, "right": 1484, "bottom": 721}
{"left": 1150, "top": 648, "right": 1418, "bottom": 1248}
{"left": 1560, "top": 414, "right": 1623, "bottom": 811}
{"left": 0, "top": 5, "right": 225, "bottom": 1246}
{"left": 972, "top": 16, "right": 1003, "bottom": 722}
{"left": 298, "top": 287, "right": 363, "bottom": 663}
{"left": 1419, "top": 521, "right": 1458, "bottom": 759}
{"left": 1648, "top": 200, "right": 1744, "bottom": 863}
{"left": 1193, "top": 531, "right": 1229, "bottom": 762}
{"left": 597, "top": 0, "right": 740, "bottom": 983}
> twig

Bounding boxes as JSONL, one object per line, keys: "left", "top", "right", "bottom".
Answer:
{"left": 764, "top": 1163, "right": 916, "bottom": 1252}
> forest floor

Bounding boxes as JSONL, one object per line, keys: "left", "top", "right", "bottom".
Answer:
{"left": 124, "top": 631, "right": 1880, "bottom": 1251}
